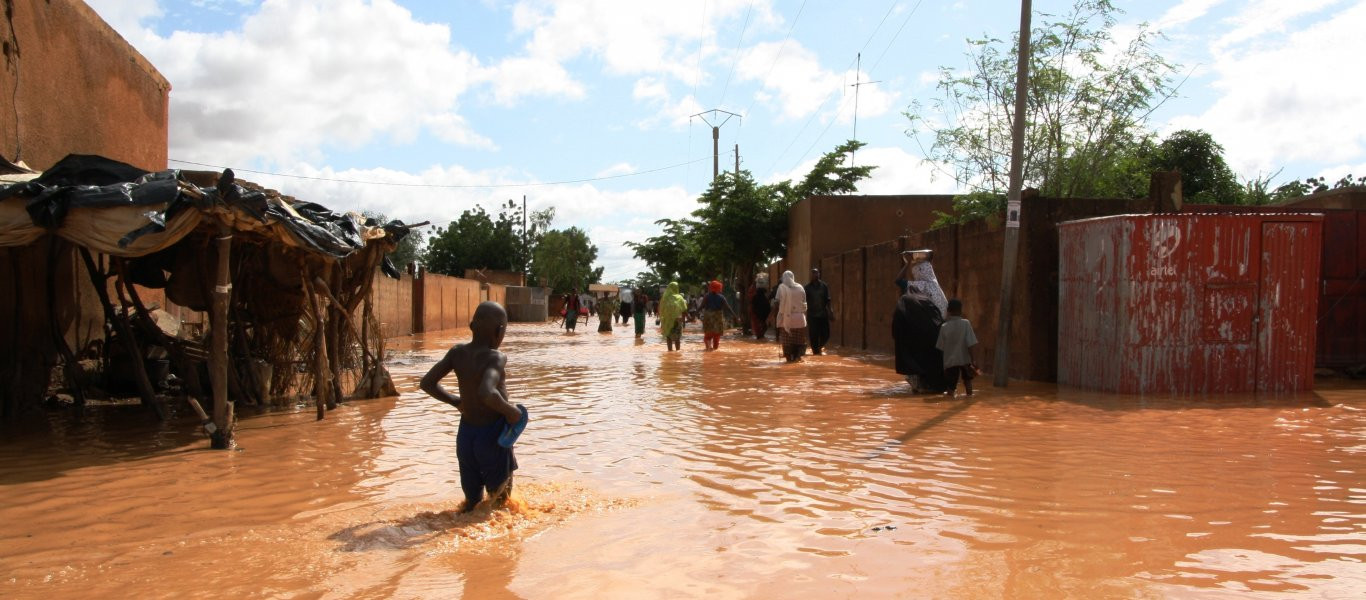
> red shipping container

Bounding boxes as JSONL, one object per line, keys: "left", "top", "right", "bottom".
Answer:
{"left": 1058, "top": 214, "right": 1322, "bottom": 394}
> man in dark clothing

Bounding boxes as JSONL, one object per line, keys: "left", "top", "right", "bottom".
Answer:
{"left": 805, "top": 268, "right": 833, "bottom": 355}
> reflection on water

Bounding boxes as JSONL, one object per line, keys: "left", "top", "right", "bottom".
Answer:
{"left": 2, "top": 323, "right": 1364, "bottom": 598}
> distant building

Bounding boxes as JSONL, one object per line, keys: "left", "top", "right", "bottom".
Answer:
{"left": 1, "top": 0, "right": 170, "bottom": 171}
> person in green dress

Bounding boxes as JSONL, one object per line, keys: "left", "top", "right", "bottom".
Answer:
{"left": 658, "top": 281, "right": 688, "bottom": 351}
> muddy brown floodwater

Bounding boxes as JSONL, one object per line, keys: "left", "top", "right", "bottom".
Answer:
{"left": 2, "top": 322, "right": 1365, "bottom": 599}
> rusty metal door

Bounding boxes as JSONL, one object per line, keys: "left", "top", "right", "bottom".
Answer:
{"left": 1257, "top": 221, "right": 1322, "bottom": 393}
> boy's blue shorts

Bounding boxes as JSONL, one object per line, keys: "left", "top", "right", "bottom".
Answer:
{"left": 456, "top": 419, "right": 518, "bottom": 504}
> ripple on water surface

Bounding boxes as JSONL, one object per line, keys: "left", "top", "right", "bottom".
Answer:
{"left": 2, "top": 322, "right": 1364, "bottom": 598}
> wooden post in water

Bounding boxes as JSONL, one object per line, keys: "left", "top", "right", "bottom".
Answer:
{"left": 209, "top": 223, "right": 234, "bottom": 448}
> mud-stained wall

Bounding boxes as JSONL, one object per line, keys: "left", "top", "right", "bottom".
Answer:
{"left": 786, "top": 195, "right": 955, "bottom": 277}
{"left": 820, "top": 254, "right": 843, "bottom": 348}
{"left": 778, "top": 196, "right": 1148, "bottom": 381}
{"left": 371, "top": 273, "right": 414, "bottom": 338}
{"left": 420, "top": 274, "right": 480, "bottom": 334}
{"left": 0, "top": 0, "right": 170, "bottom": 171}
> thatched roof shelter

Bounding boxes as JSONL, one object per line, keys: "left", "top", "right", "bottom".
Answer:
{"left": 0, "top": 155, "right": 411, "bottom": 447}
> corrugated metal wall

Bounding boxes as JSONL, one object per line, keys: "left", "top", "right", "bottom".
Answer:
{"left": 1058, "top": 214, "right": 1322, "bottom": 394}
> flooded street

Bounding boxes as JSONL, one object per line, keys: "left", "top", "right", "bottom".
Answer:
{"left": 2, "top": 322, "right": 1365, "bottom": 599}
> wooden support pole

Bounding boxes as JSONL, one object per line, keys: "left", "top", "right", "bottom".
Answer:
{"left": 209, "top": 224, "right": 234, "bottom": 448}
{"left": 325, "top": 264, "right": 342, "bottom": 409}
{"left": 77, "top": 248, "right": 159, "bottom": 417}
{"left": 118, "top": 265, "right": 217, "bottom": 432}
{"left": 46, "top": 239, "right": 89, "bottom": 420}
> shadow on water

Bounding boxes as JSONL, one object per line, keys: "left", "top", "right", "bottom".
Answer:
{"left": 0, "top": 398, "right": 393, "bottom": 485}
{"left": 0, "top": 403, "right": 210, "bottom": 485}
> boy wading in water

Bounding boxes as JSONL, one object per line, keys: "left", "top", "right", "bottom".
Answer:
{"left": 936, "top": 298, "right": 979, "bottom": 398}
{"left": 421, "top": 302, "right": 524, "bottom": 512}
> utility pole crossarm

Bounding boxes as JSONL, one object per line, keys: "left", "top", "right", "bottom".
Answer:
{"left": 692, "top": 109, "right": 742, "bottom": 182}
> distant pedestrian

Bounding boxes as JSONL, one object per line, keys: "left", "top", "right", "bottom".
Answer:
{"left": 563, "top": 289, "right": 581, "bottom": 332}
{"left": 750, "top": 280, "right": 771, "bottom": 339}
{"left": 632, "top": 290, "right": 649, "bottom": 337}
{"left": 806, "top": 268, "right": 834, "bottom": 355}
{"left": 936, "top": 298, "right": 978, "bottom": 397}
{"left": 701, "top": 280, "right": 739, "bottom": 350}
{"left": 618, "top": 288, "right": 633, "bottom": 325}
{"left": 597, "top": 292, "right": 618, "bottom": 333}
{"left": 659, "top": 281, "right": 687, "bottom": 352}
{"left": 775, "top": 270, "right": 807, "bottom": 362}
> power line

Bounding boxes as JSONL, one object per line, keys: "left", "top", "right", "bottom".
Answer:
{"left": 167, "top": 157, "right": 709, "bottom": 189}
{"left": 782, "top": 0, "right": 927, "bottom": 173}
{"left": 741, "top": 0, "right": 807, "bottom": 129}
{"left": 717, "top": 0, "right": 756, "bottom": 108}
{"left": 761, "top": 0, "right": 902, "bottom": 175}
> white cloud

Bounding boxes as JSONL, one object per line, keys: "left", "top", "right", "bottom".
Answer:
{"left": 83, "top": 0, "right": 161, "bottom": 34}
{"left": 1211, "top": 0, "right": 1342, "bottom": 54}
{"left": 1155, "top": 0, "right": 1228, "bottom": 30}
{"left": 1163, "top": 1, "right": 1366, "bottom": 176}
{"left": 489, "top": 0, "right": 779, "bottom": 104}
{"left": 736, "top": 41, "right": 896, "bottom": 123}
{"left": 238, "top": 160, "right": 698, "bottom": 282}
{"left": 595, "top": 163, "right": 636, "bottom": 177}
{"left": 765, "top": 146, "right": 960, "bottom": 195}
{"left": 631, "top": 78, "right": 704, "bottom": 129}
{"left": 96, "top": 0, "right": 488, "bottom": 167}
{"left": 480, "top": 56, "right": 586, "bottom": 105}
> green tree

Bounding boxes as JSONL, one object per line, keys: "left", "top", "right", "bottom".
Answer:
{"left": 906, "top": 0, "right": 1176, "bottom": 198}
{"left": 1146, "top": 130, "right": 1243, "bottom": 204}
{"left": 422, "top": 202, "right": 555, "bottom": 277}
{"left": 422, "top": 206, "right": 515, "bottom": 276}
{"left": 362, "top": 211, "right": 425, "bottom": 270}
{"left": 530, "top": 227, "right": 603, "bottom": 294}
{"left": 627, "top": 140, "right": 875, "bottom": 286}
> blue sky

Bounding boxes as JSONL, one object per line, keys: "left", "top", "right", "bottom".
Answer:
{"left": 87, "top": 0, "right": 1366, "bottom": 281}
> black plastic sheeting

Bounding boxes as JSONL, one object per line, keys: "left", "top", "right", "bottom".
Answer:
{"left": 0, "top": 154, "right": 408, "bottom": 277}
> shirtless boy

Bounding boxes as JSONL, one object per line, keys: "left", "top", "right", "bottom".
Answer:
{"left": 420, "top": 302, "right": 524, "bottom": 512}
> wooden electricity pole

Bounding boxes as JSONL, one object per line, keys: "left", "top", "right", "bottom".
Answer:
{"left": 993, "top": 0, "right": 1033, "bottom": 387}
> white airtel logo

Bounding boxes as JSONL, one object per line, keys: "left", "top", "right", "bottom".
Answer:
{"left": 1147, "top": 221, "right": 1182, "bottom": 278}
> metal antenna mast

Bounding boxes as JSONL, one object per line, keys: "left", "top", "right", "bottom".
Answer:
{"left": 849, "top": 53, "right": 881, "bottom": 166}
{"left": 691, "top": 109, "right": 742, "bottom": 182}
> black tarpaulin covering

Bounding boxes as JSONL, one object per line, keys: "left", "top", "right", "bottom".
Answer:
{"left": 0, "top": 154, "right": 409, "bottom": 275}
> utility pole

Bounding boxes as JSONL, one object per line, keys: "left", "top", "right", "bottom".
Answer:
{"left": 522, "top": 194, "right": 528, "bottom": 278}
{"left": 691, "top": 109, "right": 741, "bottom": 182}
{"left": 849, "top": 52, "right": 881, "bottom": 167}
{"left": 734, "top": 143, "right": 740, "bottom": 175}
{"left": 993, "top": 0, "right": 1033, "bottom": 388}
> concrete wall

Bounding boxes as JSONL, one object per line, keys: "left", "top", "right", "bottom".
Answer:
{"left": 1, "top": 0, "right": 170, "bottom": 171}
{"left": 786, "top": 195, "right": 955, "bottom": 277}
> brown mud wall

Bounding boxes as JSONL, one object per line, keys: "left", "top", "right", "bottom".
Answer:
{"left": 371, "top": 273, "right": 414, "bottom": 338}
{"left": 781, "top": 197, "right": 1147, "bottom": 382}
{"left": 1, "top": 0, "right": 170, "bottom": 171}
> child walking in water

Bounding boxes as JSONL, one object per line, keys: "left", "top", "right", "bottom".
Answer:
{"left": 420, "top": 302, "right": 526, "bottom": 512}
{"left": 936, "top": 298, "right": 979, "bottom": 397}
